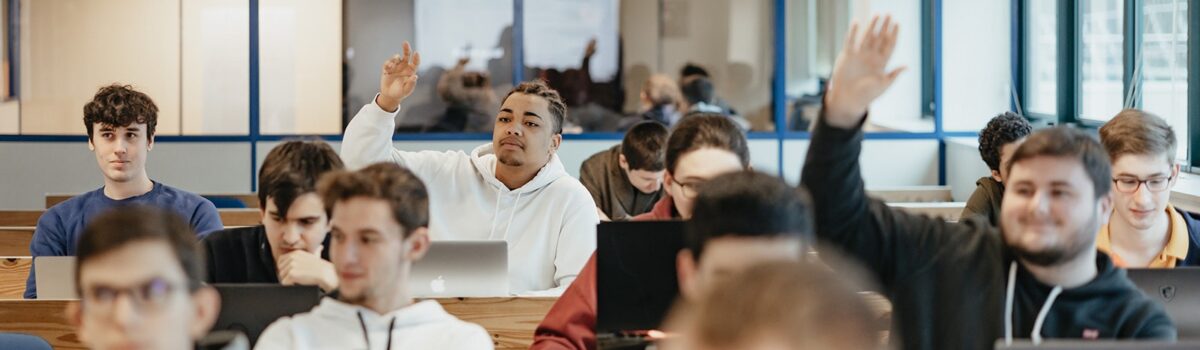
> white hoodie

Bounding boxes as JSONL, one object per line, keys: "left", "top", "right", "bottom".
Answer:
{"left": 342, "top": 102, "right": 599, "bottom": 295}
{"left": 254, "top": 298, "right": 492, "bottom": 350}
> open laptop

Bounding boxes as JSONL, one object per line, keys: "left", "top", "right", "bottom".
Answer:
{"left": 34, "top": 256, "right": 77, "bottom": 299}
{"left": 595, "top": 221, "right": 685, "bottom": 339}
{"left": 211, "top": 284, "right": 321, "bottom": 346}
{"left": 1125, "top": 268, "right": 1200, "bottom": 338}
{"left": 997, "top": 340, "right": 1200, "bottom": 349}
{"left": 408, "top": 240, "right": 508, "bottom": 297}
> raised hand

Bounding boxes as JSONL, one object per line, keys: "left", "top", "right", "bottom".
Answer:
{"left": 824, "top": 15, "right": 905, "bottom": 129}
{"left": 376, "top": 41, "right": 422, "bottom": 113}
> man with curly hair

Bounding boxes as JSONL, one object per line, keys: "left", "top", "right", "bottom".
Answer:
{"left": 961, "top": 112, "right": 1033, "bottom": 225}
{"left": 25, "top": 84, "right": 223, "bottom": 299}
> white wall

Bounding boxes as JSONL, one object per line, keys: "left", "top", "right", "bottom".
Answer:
{"left": 782, "top": 139, "right": 939, "bottom": 187}
{"left": 945, "top": 137, "right": 992, "bottom": 201}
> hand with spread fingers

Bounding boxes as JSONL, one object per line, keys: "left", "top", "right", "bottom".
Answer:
{"left": 277, "top": 246, "right": 338, "bottom": 293}
{"left": 824, "top": 15, "right": 905, "bottom": 129}
{"left": 375, "top": 41, "right": 422, "bottom": 113}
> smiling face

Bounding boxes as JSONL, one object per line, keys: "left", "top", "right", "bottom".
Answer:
{"left": 89, "top": 123, "right": 153, "bottom": 184}
{"left": 492, "top": 93, "right": 562, "bottom": 169}
{"left": 1000, "top": 156, "right": 1111, "bottom": 266}
{"left": 1110, "top": 153, "right": 1178, "bottom": 230}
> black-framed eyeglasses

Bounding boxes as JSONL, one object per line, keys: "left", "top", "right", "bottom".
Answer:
{"left": 1111, "top": 174, "right": 1175, "bottom": 193}
{"left": 670, "top": 178, "right": 706, "bottom": 198}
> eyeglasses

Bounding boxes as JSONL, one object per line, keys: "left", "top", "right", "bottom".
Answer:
{"left": 81, "top": 277, "right": 185, "bottom": 314}
{"left": 670, "top": 178, "right": 707, "bottom": 198}
{"left": 1111, "top": 175, "right": 1175, "bottom": 193}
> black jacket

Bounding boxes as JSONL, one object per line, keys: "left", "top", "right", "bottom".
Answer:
{"left": 201, "top": 225, "right": 331, "bottom": 284}
{"left": 800, "top": 118, "right": 1175, "bottom": 350}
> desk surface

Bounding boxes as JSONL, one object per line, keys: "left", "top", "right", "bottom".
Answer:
{"left": 0, "top": 297, "right": 557, "bottom": 350}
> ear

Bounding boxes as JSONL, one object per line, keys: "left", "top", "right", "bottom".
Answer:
{"left": 189, "top": 286, "right": 222, "bottom": 340}
{"left": 1098, "top": 192, "right": 1115, "bottom": 224}
{"left": 676, "top": 249, "right": 699, "bottom": 300}
{"left": 1171, "top": 163, "right": 1181, "bottom": 186}
{"left": 87, "top": 137, "right": 96, "bottom": 152}
{"left": 663, "top": 171, "right": 676, "bottom": 198}
{"left": 991, "top": 169, "right": 1003, "bottom": 183}
{"left": 147, "top": 134, "right": 155, "bottom": 151}
{"left": 618, "top": 154, "right": 629, "bottom": 172}
{"left": 405, "top": 227, "right": 432, "bottom": 261}
{"left": 550, "top": 134, "right": 562, "bottom": 154}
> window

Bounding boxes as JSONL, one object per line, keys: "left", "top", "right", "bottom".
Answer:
{"left": 260, "top": 0, "right": 340, "bottom": 135}
{"left": 1079, "top": 0, "right": 1124, "bottom": 121}
{"left": 1140, "top": 0, "right": 1187, "bottom": 161}
{"left": 942, "top": 0, "right": 1011, "bottom": 131}
{"left": 858, "top": 0, "right": 929, "bottom": 132}
{"left": 1024, "top": 0, "right": 1057, "bottom": 116}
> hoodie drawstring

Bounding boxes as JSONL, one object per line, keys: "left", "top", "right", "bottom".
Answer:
{"left": 1003, "top": 261, "right": 1065, "bottom": 345}
{"left": 1004, "top": 261, "right": 1016, "bottom": 345}
{"left": 357, "top": 311, "right": 397, "bottom": 349}
{"left": 1032, "top": 286, "right": 1063, "bottom": 344}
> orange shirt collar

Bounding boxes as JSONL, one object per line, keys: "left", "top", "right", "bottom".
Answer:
{"left": 1096, "top": 204, "right": 1190, "bottom": 268}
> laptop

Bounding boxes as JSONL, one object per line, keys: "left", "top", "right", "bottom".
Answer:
{"left": 1126, "top": 268, "right": 1200, "bottom": 338}
{"left": 34, "top": 256, "right": 77, "bottom": 299}
{"left": 211, "top": 284, "right": 321, "bottom": 346}
{"left": 595, "top": 221, "right": 685, "bottom": 335}
{"left": 997, "top": 340, "right": 1200, "bottom": 349}
{"left": 408, "top": 240, "right": 508, "bottom": 297}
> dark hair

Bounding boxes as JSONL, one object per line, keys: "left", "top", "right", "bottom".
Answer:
{"left": 75, "top": 206, "right": 204, "bottom": 293}
{"left": 1099, "top": 109, "right": 1177, "bottom": 164}
{"left": 978, "top": 112, "right": 1033, "bottom": 172}
{"left": 621, "top": 122, "right": 669, "bottom": 171}
{"left": 259, "top": 140, "right": 345, "bottom": 219}
{"left": 665, "top": 113, "right": 749, "bottom": 173}
{"left": 680, "top": 77, "right": 716, "bottom": 105}
{"left": 1006, "top": 127, "right": 1112, "bottom": 198}
{"left": 83, "top": 84, "right": 159, "bottom": 140}
{"left": 502, "top": 80, "right": 568, "bottom": 134}
{"left": 318, "top": 162, "right": 429, "bottom": 236}
{"left": 680, "top": 63, "right": 710, "bottom": 78}
{"left": 685, "top": 171, "right": 813, "bottom": 260}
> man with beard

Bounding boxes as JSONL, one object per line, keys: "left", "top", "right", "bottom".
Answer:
{"left": 342, "top": 43, "right": 597, "bottom": 294}
{"left": 801, "top": 16, "right": 1174, "bottom": 349}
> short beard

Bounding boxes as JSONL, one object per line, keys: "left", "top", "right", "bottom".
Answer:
{"left": 497, "top": 153, "right": 524, "bottom": 167}
{"left": 1010, "top": 210, "right": 1100, "bottom": 267}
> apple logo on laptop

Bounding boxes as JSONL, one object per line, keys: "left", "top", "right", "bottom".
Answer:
{"left": 431, "top": 276, "right": 446, "bottom": 294}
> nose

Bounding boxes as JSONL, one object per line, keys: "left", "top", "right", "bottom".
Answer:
{"left": 505, "top": 123, "right": 523, "bottom": 136}
{"left": 282, "top": 224, "right": 303, "bottom": 247}
{"left": 334, "top": 239, "right": 359, "bottom": 265}
{"left": 111, "top": 293, "right": 139, "bottom": 329}
{"left": 1133, "top": 182, "right": 1155, "bottom": 206}
{"left": 1026, "top": 190, "right": 1051, "bottom": 217}
{"left": 114, "top": 138, "right": 129, "bottom": 155}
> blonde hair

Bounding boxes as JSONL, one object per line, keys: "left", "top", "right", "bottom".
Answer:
{"left": 642, "top": 74, "right": 686, "bottom": 112}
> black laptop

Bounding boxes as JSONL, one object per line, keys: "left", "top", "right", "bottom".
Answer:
{"left": 211, "top": 284, "right": 322, "bottom": 346}
{"left": 1126, "top": 268, "right": 1200, "bottom": 338}
{"left": 595, "top": 221, "right": 685, "bottom": 347}
{"left": 997, "top": 340, "right": 1200, "bottom": 349}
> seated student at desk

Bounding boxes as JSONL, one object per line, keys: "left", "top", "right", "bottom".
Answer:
{"left": 579, "top": 121, "right": 669, "bottom": 221}
{"left": 531, "top": 170, "right": 809, "bottom": 350}
{"left": 1096, "top": 110, "right": 1200, "bottom": 268}
{"left": 661, "top": 260, "right": 881, "bottom": 350}
{"left": 804, "top": 15, "right": 1173, "bottom": 349}
{"left": 255, "top": 163, "right": 491, "bottom": 350}
{"left": 27, "top": 84, "right": 223, "bottom": 299}
{"left": 67, "top": 206, "right": 221, "bottom": 350}
{"left": 202, "top": 141, "right": 344, "bottom": 292}
{"left": 961, "top": 112, "right": 1032, "bottom": 225}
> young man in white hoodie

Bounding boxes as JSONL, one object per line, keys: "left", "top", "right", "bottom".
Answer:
{"left": 255, "top": 163, "right": 492, "bottom": 350}
{"left": 342, "top": 42, "right": 598, "bottom": 294}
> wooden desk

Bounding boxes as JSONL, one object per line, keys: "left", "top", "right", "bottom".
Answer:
{"left": 0, "top": 297, "right": 555, "bottom": 350}
{"left": 0, "top": 258, "right": 30, "bottom": 299}
{"left": 868, "top": 186, "right": 954, "bottom": 203}
{"left": 0, "top": 209, "right": 261, "bottom": 227}
{"left": 47, "top": 193, "right": 261, "bottom": 209}
{"left": 0, "top": 227, "right": 34, "bottom": 256}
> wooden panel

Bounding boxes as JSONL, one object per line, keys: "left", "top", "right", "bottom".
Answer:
{"left": 0, "top": 209, "right": 259, "bottom": 227}
{"left": 868, "top": 186, "right": 954, "bottom": 203}
{"left": 48, "top": 193, "right": 260, "bottom": 209}
{"left": 0, "top": 227, "right": 34, "bottom": 256}
{"left": 0, "top": 257, "right": 31, "bottom": 299}
{"left": 0, "top": 298, "right": 550, "bottom": 350}
{"left": 889, "top": 202, "right": 966, "bottom": 222}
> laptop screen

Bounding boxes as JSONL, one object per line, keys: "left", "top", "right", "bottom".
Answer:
{"left": 595, "top": 221, "right": 685, "bottom": 334}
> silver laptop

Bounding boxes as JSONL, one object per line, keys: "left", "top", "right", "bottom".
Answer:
{"left": 1126, "top": 268, "right": 1200, "bottom": 338}
{"left": 34, "top": 256, "right": 77, "bottom": 299}
{"left": 407, "top": 240, "right": 508, "bottom": 297}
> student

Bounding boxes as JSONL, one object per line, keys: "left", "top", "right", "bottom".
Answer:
{"left": 679, "top": 63, "right": 737, "bottom": 117}
{"left": 1097, "top": 110, "right": 1200, "bottom": 267}
{"left": 660, "top": 261, "right": 880, "bottom": 350}
{"left": 802, "top": 16, "right": 1174, "bottom": 349}
{"left": 432, "top": 57, "right": 497, "bottom": 133}
{"left": 202, "top": 140, "right": 344, "bottom": 291}
{"left": 255, "top": 163, "right": 492, "bottom": 350}
{"left": 961, "top": 112, "right": 1032, "bottom": 225}
{"left": 342, "top": 43, "right": 598, "bottom": 294}
{"left": 66, "top": 206, "right": 221, "bottom": 350}
{"left": 624, "top": 74, "right": 686, "bottom": 128}
{"left": 531, "top": 115, "right": 753, "bottom": 350}
{"left": 26, "top": 84, "right": 223, "bottom": 299}
{"left": 579, "top": 121, "right": 669, "bottom": 221}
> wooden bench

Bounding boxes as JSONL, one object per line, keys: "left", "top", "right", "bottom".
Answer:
{"left": 888, "top": 202, "right": 965, "bottom": 222}
{"left": 868, "top": 186, "right": 954, "bottom": 203}
{"left": 0, "top": 257, "right": 30, "bottom": 299}
{"left": 0, "top": 227, "right": 34, "bottom": 256}
{"left": 0, "top": 209, "right": 261, "bottom": 227}
{"left": 47, "top": 193, "right": 261, "bottom": 209}
{"left": 0, "top": 298, "right": 555, "bottom": 350}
